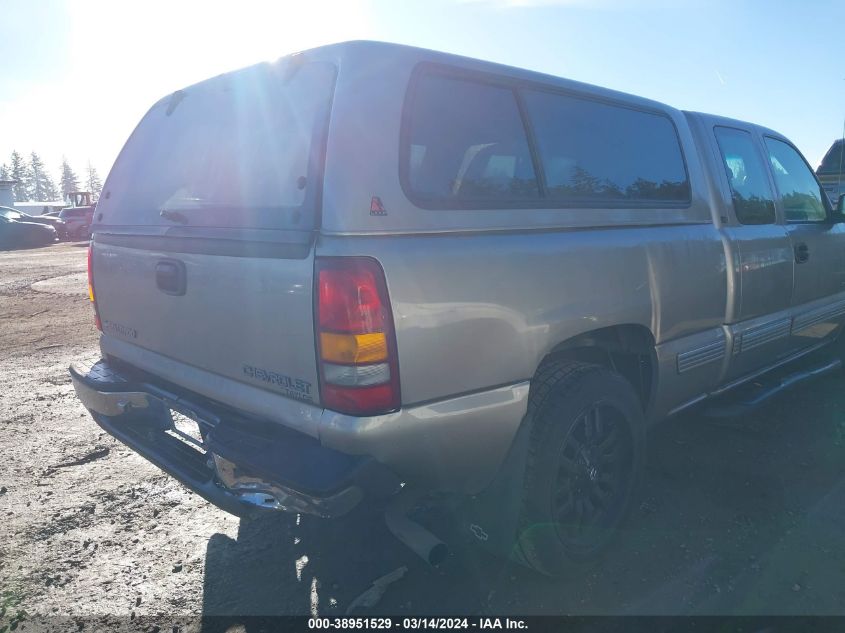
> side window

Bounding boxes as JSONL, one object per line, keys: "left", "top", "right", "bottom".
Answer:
{"left": 521, "top": 89, "right": 690, "bottom": 204}
{"left": 713, "top": 127, "right": 776, "bottom": 225}
{"left": 764, "top": 137, "right": 828, "bottom": 222}
{"left": 405, "top": 74, "right": 539, "bottom": 204}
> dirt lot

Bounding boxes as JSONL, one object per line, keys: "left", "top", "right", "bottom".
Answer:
{"left": 4, "top": 243, "right": 845, "bottom": 628}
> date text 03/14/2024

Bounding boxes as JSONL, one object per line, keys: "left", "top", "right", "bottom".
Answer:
{"left": 307, "top": 618, "right": 528, "bottom": 630}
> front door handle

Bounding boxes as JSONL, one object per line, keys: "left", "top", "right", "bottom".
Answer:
{"left": 155, "top": 259, "right": 187, "bottom": 295}
{"left": 794, "top": 242, "right": 810, "bottom": 264}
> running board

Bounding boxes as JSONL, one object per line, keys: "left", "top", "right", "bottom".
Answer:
{"left": 702, "top": 358, "right": 842, "bottom": 419}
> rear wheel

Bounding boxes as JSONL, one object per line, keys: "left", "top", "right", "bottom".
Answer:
{"left": 515, "top": 360, "right": 645, "bottom": 576}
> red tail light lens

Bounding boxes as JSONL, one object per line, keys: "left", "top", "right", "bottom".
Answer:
{"left": 87, "top": 243, "right": 102, "bottom": 331}
{"left": 321, "top": 383, "right": 396, "bottom": 415}
{"left": 318, "top": 267, "right": 386, "bottom": 333}
{"left": 315, "top": 257, "right": 400, "bottom": 415}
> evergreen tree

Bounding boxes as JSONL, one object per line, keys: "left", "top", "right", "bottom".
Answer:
{"left": 59, "top": 157, "right": 80, "bottom": 198}
{"left": 27, "top": 152, "right": 60, "bottom": 201}
{"left": 9, "top": 151, "right": 29, "bottom": 201}
{"left": 0, "top": 164, "right": 9, "bottom": 180}
{"left": 85, "top": 162, "right": 103, "bottom": 198}
{"left": 44, "top": 172, "right": 61, "bottom": 201}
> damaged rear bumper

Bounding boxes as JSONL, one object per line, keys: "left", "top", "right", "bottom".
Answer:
{"left": 69, "top": 359, "right": 398, "bottom": 519}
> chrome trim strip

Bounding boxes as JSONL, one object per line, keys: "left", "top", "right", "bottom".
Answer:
{"left": 734, "top": 317, "right": 791, "bottom": 354}
{"left": 793, "top": 299, "right": 845, "bottom": 334}
{"left": 677, "top": 339, "right": 725, "bottom": 374}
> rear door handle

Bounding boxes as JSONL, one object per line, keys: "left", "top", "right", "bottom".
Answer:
{"left": 794, "top": 242, "right": 810, "bottom": 264}
{"left": 155, "top": 259, "right": 187, "bottom": 295}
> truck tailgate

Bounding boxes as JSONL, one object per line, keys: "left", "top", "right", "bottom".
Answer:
{"left": 92, "top": 236, "right": 319, "bottom": 406}
{"left": 88, "top": 57, "right": 337, "bottom": 408}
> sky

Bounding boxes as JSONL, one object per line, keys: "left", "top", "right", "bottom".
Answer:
{"left": 1, "top": 0, "right": 843, "bottom": 189}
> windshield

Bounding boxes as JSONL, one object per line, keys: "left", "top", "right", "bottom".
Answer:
{"left": 98, "top": 59, "right": 336, "bottom": 231}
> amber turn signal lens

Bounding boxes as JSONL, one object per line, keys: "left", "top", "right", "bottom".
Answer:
{"left": 320, "top": 332, "right": 387, "bottom": 364}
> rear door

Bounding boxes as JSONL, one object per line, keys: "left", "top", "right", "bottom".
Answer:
{"left": 91, "top": 59, "right": 336, "bottom": 406}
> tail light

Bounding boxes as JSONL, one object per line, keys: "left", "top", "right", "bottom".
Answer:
{"left": 315, "top": 257, "right": 400, "bottom": 415}
{"left": 87, "top": 243, "right": 102, "bottom": 331}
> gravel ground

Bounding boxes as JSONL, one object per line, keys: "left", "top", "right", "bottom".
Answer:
{"left": 4, "top": 242, "right": 845, "bottom": 630}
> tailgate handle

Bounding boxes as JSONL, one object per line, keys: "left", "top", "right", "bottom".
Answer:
{"left": 155, "top": 259, "right": 187, "bottom": 296}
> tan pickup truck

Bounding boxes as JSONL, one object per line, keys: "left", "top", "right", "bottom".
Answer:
{"left": 71, "top": 41, "right": 845, "bottom": 576}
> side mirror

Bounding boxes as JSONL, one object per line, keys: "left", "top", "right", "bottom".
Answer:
{"left": 831, "top": 194, "right": 845, "bottom": 223}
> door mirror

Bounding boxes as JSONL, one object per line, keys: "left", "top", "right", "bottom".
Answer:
{"left": 831, "top": 194, "right": 845, "bottom": 223}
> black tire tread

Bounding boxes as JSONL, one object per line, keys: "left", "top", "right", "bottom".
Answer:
{"left": 515, "top": 359, "right": 640, "bottom": 576}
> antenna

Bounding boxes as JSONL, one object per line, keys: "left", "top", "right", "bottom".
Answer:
{"left": 839, "top": 114, "right": 844, "bottom": 197}
{"left": 839, "top": 78, "right": 845, "bottom": 198}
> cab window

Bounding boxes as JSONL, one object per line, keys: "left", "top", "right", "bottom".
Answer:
{"left": 713, "top": 127, "right": 775, "bottom": 225}
{"left": 522, "top": 90, "right": 690, "bottom": 205}
{"left": 764, "top": 137, "right": 828, "bottom": 222}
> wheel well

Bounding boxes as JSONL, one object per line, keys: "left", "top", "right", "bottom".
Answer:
{"left": 538, "top": 325, "right": 656, "bottom": 411}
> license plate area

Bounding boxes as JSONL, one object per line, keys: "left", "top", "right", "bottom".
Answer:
{"left": 160, "top": 397, "right": 219, "bottom": 454}
{"left": 167, "top": 410, "right": 206, "bottom": 451}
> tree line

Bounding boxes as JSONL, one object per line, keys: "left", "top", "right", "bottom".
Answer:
{"left": 0, "top": 151, "right": 103, "bottom": 203}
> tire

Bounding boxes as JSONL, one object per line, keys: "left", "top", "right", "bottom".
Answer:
{"left": 515, "top": 360, "right": 645, "bottom": 576}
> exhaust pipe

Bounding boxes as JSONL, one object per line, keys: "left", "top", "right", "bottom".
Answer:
{"left": 385, "top": 489, "right": 449, "bottom": 566}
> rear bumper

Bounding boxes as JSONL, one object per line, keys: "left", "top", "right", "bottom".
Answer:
{"left": 70, "top": 360, "right": 397, "bottom": 518}
{"left": 79, "top": 339, "right": 531, "bottom": 494}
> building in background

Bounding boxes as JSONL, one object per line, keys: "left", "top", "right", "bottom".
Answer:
{"left": 817, "top": 139, "right": 845, "bottom": 205}
{"left": 0, "top": 180, "right": 16, "bottom": 208}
